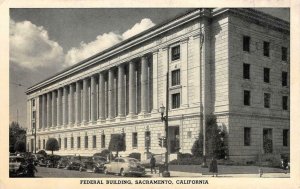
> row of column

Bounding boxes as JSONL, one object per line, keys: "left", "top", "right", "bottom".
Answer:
{"left": 38, "top": 55, "right": 153, "bottom": 129}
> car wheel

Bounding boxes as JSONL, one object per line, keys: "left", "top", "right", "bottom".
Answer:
{"left": 104, "top": 167, "right": 108, "bottom": 175}
{"left": 120, "top": 169, "right": 126, "bottom": 177}
{"left": 93, "top": 167, "right": 97, "bottom": 173}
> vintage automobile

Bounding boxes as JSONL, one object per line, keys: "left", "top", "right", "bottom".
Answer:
{"left": 103, "top": 157, "right": 145, "bottom": 177}
{"left": 32, "top": 154, "right": 45, "bottom": 166}
{"left": 65, "top": 161, "right": 83, "bottom": 171}
{"left": 9, "top": 156, "right": 28, "bottom": 177}
{"left": 37, "top": 157, "right": 47, "bottom": 167}
{"left": 79, "top": 157, "right": 107, "bottom": 173}
{"left": 57, "top": 157, "right": 70, "bottom": 169}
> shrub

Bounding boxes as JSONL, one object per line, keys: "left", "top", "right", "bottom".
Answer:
{"left": 128, "top": 152, "right": 141, "bottom": 161}
{"left": 170, "top": 157, "right": 203, "bottom": 165}
{"left": 108, "top": 134, "right": 126, "bottom": 157}
{"left": 37, "top": 150, "right": 47, "bottom": 157}
{"left": 14, "top": 140, "right": 26, "bottom": 152}
{"left": 94, "top": 149, "right": 110, "bottom": 157}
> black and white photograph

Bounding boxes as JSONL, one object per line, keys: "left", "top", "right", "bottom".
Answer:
{"left": 2, "top": 0, "right": 300, "bottom": 188}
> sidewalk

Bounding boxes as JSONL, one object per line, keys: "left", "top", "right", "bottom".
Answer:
{"left": 145, "top": 164, "right": 290, "bottom": 178}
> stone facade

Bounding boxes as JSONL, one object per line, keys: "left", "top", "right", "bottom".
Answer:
{"left": 26, "top": 8, "right": 289, "bottom": 161}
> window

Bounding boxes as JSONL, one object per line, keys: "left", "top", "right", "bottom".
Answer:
{"left": 32, "top": 99, "right": 35, "bottom": 107}
{"left": 32, "top": 111, "right": 36, "bottom": 120}
{"left": 243, "top": 36, "right": 250, "bottom": 52}
{"left": 263, "top": 41, "right": 270, "bottom": 57}
{"left": 282, "top": 72, "right": 288, "bottom": 87}
{"left": 282, "top": 47, "right": 288, "bottom": 61}
{"left": 244, "top": 127, "right": 251, "bottom": 146}
{"left": 32, "top": 122, "right": 36, "bottom": 131}
{"left": 71, "top": 137, "right": 74, "bottom": 149}
{"left": 283, "top": 129, "right": 289, "bottom": 146}
{"left": 145, "top": 131, "right": 151, "bottom": 148}
{"left": 171, "top": 45, "right": 180, "bottom": 61}
{"left": 244, "top": 90, "right": 250, "bottom": 106}
{"left": 172, "top": 93, "right": 180, "bottom": 109}
{"left": 243, "top": 63, "right": 250, "bottom": 79}
{"left": 171, "top": 70, "right": 180, "bottom": 86}
{"left": 282, "top": 96, "right": 288, "bottom": 110}
{"left": 85, "top": 136, "right": 88, "bottom": 149}
{"left": 187, "top": 131, "right": 192, "bottom": 138}
{"left": 264, "top": 93, "right": 271, "bottom": 108}
{"left": 93, "top": 135, "right": 96, "bottom": 148}
{"left": 43, "top": 139, "right": 45, "bottom": 149}
{"left": 38, "top": 139, "right": 41, "bottom": 150}
{"left": 101, "top": 134, "right": 105, "bottom": 148}
{"left": 77, "top": 137, "right": 81, "bottom": 148}
{"left": 58, "top": 138, "right": 61, "bottom": 149}
{"left": 132, "top": 132, "right": 138, "bottom": 148}
{"left": 264, "top": 68, "right": 270, "bottom": 83}
{"left": 64, "top": 138, "right": 67, "bottom": 149}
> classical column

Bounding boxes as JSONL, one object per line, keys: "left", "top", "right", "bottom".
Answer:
{"left": 69, "top": 83, "right": 74, "bottom": 125}
{"left": 98, "top": 72, "right": 105, "bottom": 120}
{"left": 108, "top": 69, "right": 115, "bottom": 119}
{"left": 63, "top": 86, "right": 69, "bottom": 126}
{"left": 117, "top": 64, "right": 125, "bottom": 118}
{"left": 151, "top": 50, "right": 158, "bottom": 113}
{"left": 141, "top": 56, "right": 149, "bottom": 114}
{"left": 46, "top": 93, "right": 51, "bottom": 128}
{"left": 181, "top": 38, "right": 189, "bottom": 107}
{"left": 42, "top": 94, "right": 46, "bottom": 129}
{"left": 91, "top": 76, "right": 97, "bottom": 122}
{"left": 52, "top": 91, "right": 56, "bottom": 127}
{"left": 57, "top": 88, "right": 62, "bottom": 126}
{"left": 75, "top": 81, "right": 81, "bottom": 125}
{"left": 128, "top": 61, "right": 136, "bottom": 116}
{"left": 161, "top": 47, "right": 169, "bottom": 107}
{"left": 82, "top": 78, "right": 88, "bottom": 123}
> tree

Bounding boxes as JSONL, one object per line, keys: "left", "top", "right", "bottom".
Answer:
{"left": 9, "top": 121, "right": 26, "bottom": 153}
{"left": 192, "top": 114, "right": 228, "bottom": 159}
{"left": 46, "top": 138, "right": 59, "bottom": 155}
{"left": 14, "top": 140, "right": 26, "bottom": 152}
{"left": 108, "top": 134, "right": 126, "bottom": 157}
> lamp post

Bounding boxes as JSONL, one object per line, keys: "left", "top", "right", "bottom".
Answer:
{"left": 159, "top": 71, "right": 170, "bottom": 177}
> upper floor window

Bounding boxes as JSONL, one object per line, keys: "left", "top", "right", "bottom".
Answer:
{"left": 282, "top": 71, "right": 288, "bottom": 87}
{"left": 171, "top": 69, "right": 180, "bottom": 86}
{"left": 243, "top": 36, "right": 250, "bottom": 52}
{"left": 243, "top": 63, "right": 250, "bottom": 79}
{"left": 244, "top": 90, "right": 250, "bottom": 106}
{"left": 282, "top": 47, "right": 288, "bottom": 61}
{"left": 282, "top": 96, "right": 288, "bottom": 110}
{"left": 263, "top": 41, "right": 270, "bottom": 57}
{"left": 172, "top": 93, "right": 180, "bottom": 109}
{"left": 32, "top": 99, "right": 35, "bottom": 107}
{"left": 264, "top": 68, "right": 270, "bottom": 83}
{"left": 171, "top": 45, "right": 180, "bottom": 61}
{"left": 264, "top": 93, "right": 271, "bottom": 108}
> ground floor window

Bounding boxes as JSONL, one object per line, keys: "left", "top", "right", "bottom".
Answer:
{"left": 132, "top": 132, "right": 138, "bottom": 148}
{"left": 71, "top": 137, "right": 74, "bottom": 149}
{"left": 58, "top": 138, "right": 61, "bottom": 149}
{"left": 244, "top": 127, "right": 251, "bottom": 146}
{"left": 145, "top": 131, "right": 151, "bottom": 149}
{"left": 64, "top": 138, "right": 67, "bottom": 149}
{"left": 283, "top": 129, "right": 289, "bottom": 147}
{"left": 77, "top": 137, "right": 81, "bottom": 148}
{"left": 263, "top": 128, "right": 273, "bottom": 153}
{"left": 43, "top": 139, "right": 45, "bottom": 149}
{"left": 101, "top": 134, "right": 105, "bottom": 148}
{"left": 85, "top": 136, "right": 88, "bottom": 149}
{"left": 93, "top": 135, "right": 96, "bottom": 148}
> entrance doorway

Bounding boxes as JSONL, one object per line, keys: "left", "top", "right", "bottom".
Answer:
{"left": 263, "top": 128, "right": 273, "bottom": 154}
{"left": 168, "top": 126, "right": 180, "bottom": 154}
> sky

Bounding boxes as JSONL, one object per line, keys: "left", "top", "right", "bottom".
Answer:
{"left": 9, "top": 8, "right": 289, "bottom": 129}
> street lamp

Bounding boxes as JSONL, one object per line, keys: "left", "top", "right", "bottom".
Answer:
{"left": 160, "top": 103, "right": 170, "bottom": 177}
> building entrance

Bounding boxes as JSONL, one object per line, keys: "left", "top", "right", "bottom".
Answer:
{"left": 168, "top": 126, "right": 180, "bottom": 154}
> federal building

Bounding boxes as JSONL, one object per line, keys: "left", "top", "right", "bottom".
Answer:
{"left": 26, "top": 8, "right": 290, "bottom": 161}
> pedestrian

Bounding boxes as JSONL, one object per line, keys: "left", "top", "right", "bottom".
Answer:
{"left": 150, "top": 155, "right": 157, "bottom": 174}
{"left": 281, "top": 157, "right": 288, "bottom": 174}
{"left": 209, "top": 157, "right": 218, "bottom": 177}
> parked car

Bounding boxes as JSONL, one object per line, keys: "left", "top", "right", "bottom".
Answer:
{"left": 37, "top": 157, "right": 47, "bottom": 167}
{"left": 103, "top": 157, "right": 145, "bottom": 177}
{"left": 9, "top": 156, "right": 28, "bottom": 177}
{"left": 32, "top": 154, "right": 45, "bottom": 165}
{"left": 79, "top": 157, "right": 107, "bottom": 173}
{"left": 57, "top": 157, "right": 70, "bottom": 169}
{"left": 65, "top": 161, "right": 83, "bottom": 171}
